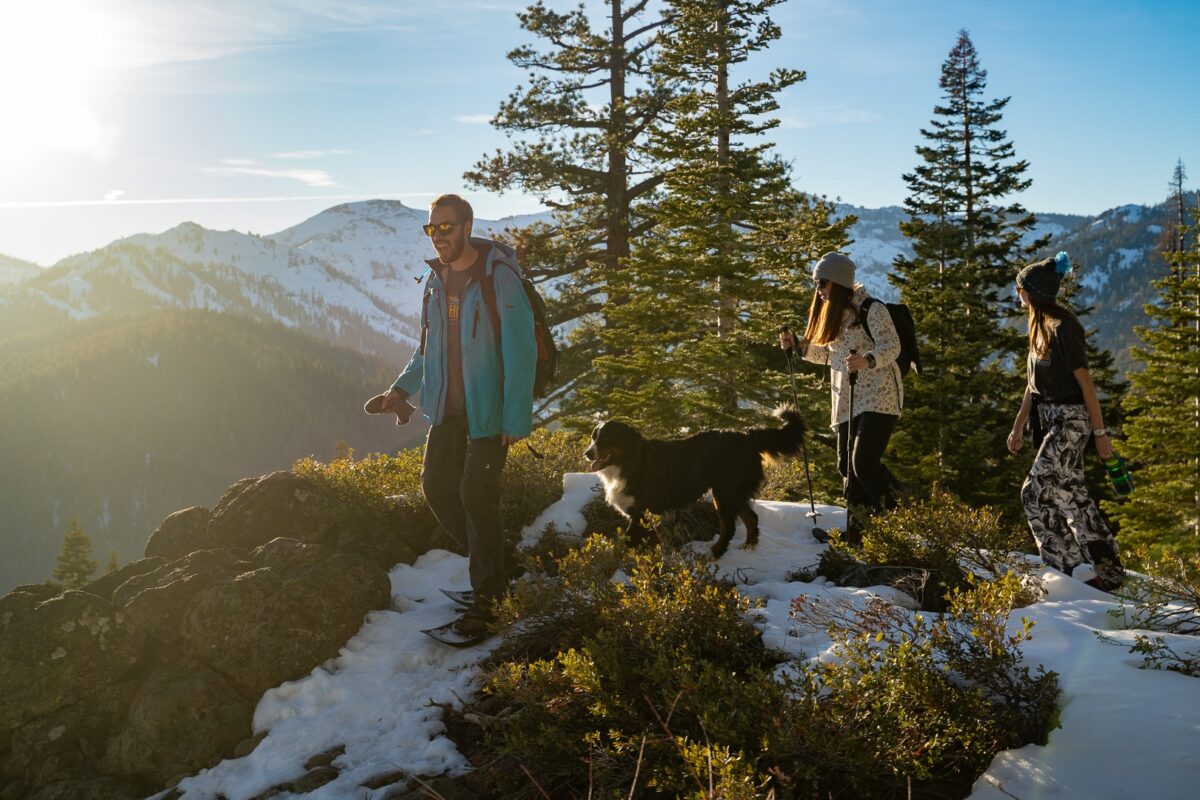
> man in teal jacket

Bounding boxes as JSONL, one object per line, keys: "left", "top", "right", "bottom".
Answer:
{"left": 370, "top": 193, "right": 536, "bottom": 638}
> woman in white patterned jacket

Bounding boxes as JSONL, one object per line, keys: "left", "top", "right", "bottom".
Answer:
{"left": 779, "top": 252, "right": 903, "bottom": 540}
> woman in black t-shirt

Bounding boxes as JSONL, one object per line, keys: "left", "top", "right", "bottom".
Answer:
{"left": 1006, "top": 252, "right": 1125, "bottom": 592}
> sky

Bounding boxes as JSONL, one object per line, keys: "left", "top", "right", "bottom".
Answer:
{"left": 158, "top": 473, "right": 1200, "bottom": 799}
{"left": 1, "top": 0, "right": 1197, "bottom": 266}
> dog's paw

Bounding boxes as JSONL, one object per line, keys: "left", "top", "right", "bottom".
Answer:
{"left": 740, "top": 539, "right": 758, "bottom": 551}
{"left": 709, "top": 543, "right": 728, "bottom": 560}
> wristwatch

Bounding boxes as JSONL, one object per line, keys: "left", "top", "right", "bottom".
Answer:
{"left": 865, "top": 353, "right": 877, "bottom": 369}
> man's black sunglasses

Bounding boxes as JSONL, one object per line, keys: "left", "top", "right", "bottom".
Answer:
{"left": 422, "top": 221, "right": 465, "bottom": 237}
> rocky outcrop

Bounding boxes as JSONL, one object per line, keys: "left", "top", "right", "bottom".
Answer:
{"left": 100, "top": 660, "right": 251, "bottom": 788}
{"left": 144, "top": 507, "right": 212, "bottom": 562}
{"left": 182, "top": 540, "right": 389, "bottom": 698}
{"left": 0, "top": 591, "right": 145, "bottom": 732}
{"left": 0, "top": 469, "right": 429, "bottom": 799}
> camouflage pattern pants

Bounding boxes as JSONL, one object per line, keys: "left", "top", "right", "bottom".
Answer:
{"left": 1022, "top": 403, "right": 1125, "bottom": 585}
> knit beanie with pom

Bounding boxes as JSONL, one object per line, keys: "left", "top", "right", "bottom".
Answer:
{"left": 1017, "top": 251, "right": 1073, "bottom": 303}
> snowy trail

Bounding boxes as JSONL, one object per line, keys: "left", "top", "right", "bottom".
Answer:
{"left": 163, "top": 474, "right": 1200, "bottom": 800}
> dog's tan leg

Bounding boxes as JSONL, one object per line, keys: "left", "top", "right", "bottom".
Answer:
{"left": 738, "top": 506, "right": 759, "bottom": 549}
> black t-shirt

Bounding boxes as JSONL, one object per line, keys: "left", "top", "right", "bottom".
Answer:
{"left": 1027, "top": 318, "right": 1088, "bottom": 405}
{"left": 441, "top": 251, "right": 485, "bottom": 416}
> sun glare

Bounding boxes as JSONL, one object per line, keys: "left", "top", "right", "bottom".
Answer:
{"left": 0, "top": 2, "right": 123, "bottom": 167}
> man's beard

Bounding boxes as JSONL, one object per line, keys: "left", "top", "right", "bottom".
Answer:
{"left": 438, "top": 235, "right": 466, "bottom": 264}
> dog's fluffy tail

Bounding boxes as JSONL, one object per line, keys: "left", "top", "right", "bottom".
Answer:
{"left": 749, "top": 405, "right": 806, "bottom": 460}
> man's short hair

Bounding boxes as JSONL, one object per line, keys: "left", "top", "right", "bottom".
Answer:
{"left": 429, "top": 193, "right": 474, "bottom": 222}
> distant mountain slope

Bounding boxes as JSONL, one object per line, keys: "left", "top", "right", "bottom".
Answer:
{"left": 835, "top": 203, "right": 1090, "bottom": 300}
{"left": 0, "top": 310, "right": 423, "bottom": 593}
{"left": 269, "top": 199, "right": 550, "bottom": 320}
{"left": 834, "top": 199, "right": 1187, "bottom": 371}
{"left": 0, "top": 202, "right": 549, "bottom": 366}
{"left": 0, "top": 253, "right": 41, "bottom": 288}
{"left": 1031, "top": 197, "right": 1198, "bottom": 371}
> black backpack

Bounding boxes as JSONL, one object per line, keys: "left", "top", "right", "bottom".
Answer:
{"left": 480, "top": 264, "right": 559, "bottom": 399}
{"left": 419, "top": 263, "right": 559, "bottom": 399}
{"left": 860, "top": 298, "right": 922, "bottom": 377}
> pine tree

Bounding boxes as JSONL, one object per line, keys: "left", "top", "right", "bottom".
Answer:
{"left": 1107, "top": 204, "right": 1200, "bottom": 559}
{"left": 466, "top": 1, "right": 674, "bottom": 421}
{"left": 890, "top": 30, "right": 1044, "bottom": 511}
{"left": 106, "top": 550, "right": 120, "bottom": 575}
{"left": 585, "top": 0, "right": 849, "bottom": 436}
{"left": 52, "top": 518, "right": 98, "bottom": 588}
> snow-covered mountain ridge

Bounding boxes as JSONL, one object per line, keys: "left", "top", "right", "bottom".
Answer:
{"left": 0, "top": 202, "right": 550, "bottom": 359}
{"left": 0, "top": 196, "right": 1179, "bottom": 369}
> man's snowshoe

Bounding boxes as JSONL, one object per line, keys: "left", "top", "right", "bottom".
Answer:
{"left": 421, "top": 617, "right": 488, "bottom": 648}
{"left": 440, "top": 588, "right": 474, "bottom": 607}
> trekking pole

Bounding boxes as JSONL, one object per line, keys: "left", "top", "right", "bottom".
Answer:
{"left": 781, "top": 326, "right": 826, "bottom": 542}
{"left": 845, "top": 349, "right": 858, "bottom": 540}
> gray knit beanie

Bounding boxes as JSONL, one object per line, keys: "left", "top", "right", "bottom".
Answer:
{"left": 812, "top": 252, "right": 856, "bottom": 289}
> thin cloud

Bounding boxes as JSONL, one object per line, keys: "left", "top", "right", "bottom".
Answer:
{"left": 270, "top": 149, "right": 351, "bottom": 160}
{"left": 103, "top": 190, "right": 125, "bottom": 202}
{"left": 454, "top": 114, "right": 493, "bottom": 125}
{"left": 210, "top": 158, "right": 336, "bottom": 186}
{"left": 105, "top": 2, "right": 433, "bottom": 69}
{"left": 780, "top": 108, "right": 882, "bottom": 129}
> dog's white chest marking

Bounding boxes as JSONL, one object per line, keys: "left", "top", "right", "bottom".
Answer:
{"left": 597, "top": 466, "right": 636, "bottom": 516}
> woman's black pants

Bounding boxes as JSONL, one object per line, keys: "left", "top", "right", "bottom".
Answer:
{"left": 837, "top": 411, "right": 899, "bottom": 522}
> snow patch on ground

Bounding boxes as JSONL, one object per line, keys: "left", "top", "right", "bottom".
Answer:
{"left": 157, "top": 474, "right": 1200, "bottom": 800}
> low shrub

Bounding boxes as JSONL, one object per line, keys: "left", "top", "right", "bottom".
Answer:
{"left": 782, "top": 571, "right": 1060, "bottom": 797}
{"left": 294, "top": 446, "right": 433, "bottom": 539}
{"left": 481, "top": 538, "right": 785, "bottom": 799}
{"left": 467, "top": 537, "right": 1057, "bottom": 799}
{"left": 820, "top": 489, "right": 1042, "bottom": 611}
{"left": 1108, "top": 547, "right": 1200, "bottom": 677}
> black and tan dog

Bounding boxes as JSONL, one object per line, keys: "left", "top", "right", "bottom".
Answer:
{"left": 584, "top": 407, "right": 806, "bottom": 558}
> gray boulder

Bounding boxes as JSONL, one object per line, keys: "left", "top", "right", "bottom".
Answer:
{"left": 111, "top": 550, "right": 241, "bottom": 646}
{"left": 0, "top": 583, "right": 59, "bottom": 635}
{"left": 182, "top": 539, "right": 389, "bottom": 697}
{"left": 82, "top": 557, "right": 166, "bottom": 602}
{"left": 4, "top": 682, "right": 138, "bottom": 788}
{"left": 0, "top": 590, "right": 145, "bottom": 731}
{"left": 24, "top": 777, "right": 142, "bottom": 800}
{"left": 145, "top": 506, "right": 213, "bottom": 561}
{"left": 205, "top": 471, "right": 337, "bottom": 553}
{"left": 101, "top": 659, "right": 252, "bottom": 788}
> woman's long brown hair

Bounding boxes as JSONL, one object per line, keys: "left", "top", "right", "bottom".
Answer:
{"left": 803, "top": 282, "right": 856, "bottom": 345}
{"left": 1026, "top": 294, "right": 1085, "bottom": 357}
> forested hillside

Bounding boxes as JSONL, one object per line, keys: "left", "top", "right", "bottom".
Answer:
{"left": 0, "top": 310, "right": 422, "bottom": 592}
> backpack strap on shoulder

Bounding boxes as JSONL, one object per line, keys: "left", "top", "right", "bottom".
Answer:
{"left": 859, "top": 297, "right": 876, "bottom": 343}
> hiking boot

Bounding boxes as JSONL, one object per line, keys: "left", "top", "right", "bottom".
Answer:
{"left": 451, "top": 605, "right": 496, "bottom": 638}
{"left": 1084, "top": 576, "right": 1124, "bottom": 594}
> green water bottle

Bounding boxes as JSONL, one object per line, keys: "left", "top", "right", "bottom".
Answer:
{"left": 1104, "top": 455, "right": 1133, "bottom": 498}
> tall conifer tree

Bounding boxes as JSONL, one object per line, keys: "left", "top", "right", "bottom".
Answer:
{"left": 586, "top": 0, "right": 850, "bottom": 436}
{"left": 1108, "top": 205, "right": 1200, "bottom": 558}
{"left": 53, "top": 517, "right": 97, "bottom": 589}
{"left": 466, "top": 1, "right": 673, "bottom": 419}
{"left": 890, "top": 30, "right": 1044, "bottom": 510}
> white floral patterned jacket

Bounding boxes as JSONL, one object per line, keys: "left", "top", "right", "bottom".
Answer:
{"left": 801, "top": 285, "right": 904, "bottom": 428}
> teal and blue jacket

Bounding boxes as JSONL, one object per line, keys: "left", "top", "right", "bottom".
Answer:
{"left": 391, "top": 238, "right": 536, "bottom": 439}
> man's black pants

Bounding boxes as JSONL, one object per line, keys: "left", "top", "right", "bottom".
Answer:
{"left": 421, "top": 413, "right": 509, "bottom": 603}
{"left": 837, "top": 411, "right": 899, "bottom": 520}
